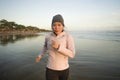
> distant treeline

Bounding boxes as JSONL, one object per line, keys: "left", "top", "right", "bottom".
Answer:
{"left": 0, "top": 19, "right": 51, "bottom": 34}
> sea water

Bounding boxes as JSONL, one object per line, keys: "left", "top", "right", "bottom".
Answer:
{"left": 0, "top": 31, "right": 120, "bottom": 80}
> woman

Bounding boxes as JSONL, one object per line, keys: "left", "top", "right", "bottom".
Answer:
{"left": 36, "top": 14, "right": 75, "bottom": 80}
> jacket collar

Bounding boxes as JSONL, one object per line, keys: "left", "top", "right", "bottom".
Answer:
{"left": 51, "top": 31, "right": 66, "bottom": 38}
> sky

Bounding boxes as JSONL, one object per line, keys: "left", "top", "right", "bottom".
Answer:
{"left": 0, "top": 0, "right": 120, "bottom": 31}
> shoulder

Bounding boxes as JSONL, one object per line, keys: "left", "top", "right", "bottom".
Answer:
{"left": 64, "top": 32, "right": 74, "bottom": 43}
{"left": 65, "top": 32, "right": 74, "bottom": 44}
{"left": 65, "top": 32, "right": 73, "bottom": 39}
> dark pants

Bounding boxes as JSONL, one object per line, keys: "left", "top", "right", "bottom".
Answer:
{"left": 46, "top": 67, "right": 69, "bottom": 80}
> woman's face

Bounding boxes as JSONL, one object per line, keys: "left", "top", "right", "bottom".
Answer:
{"left": 52, "top": 22, "right": 64, "bottom": 35}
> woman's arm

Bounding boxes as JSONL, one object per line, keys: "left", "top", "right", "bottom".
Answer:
{"left": 36, "top": 36, "right": 48, "bottom": 62}
{"left": 58, "top": 35, "right": 75, "bottom": 58}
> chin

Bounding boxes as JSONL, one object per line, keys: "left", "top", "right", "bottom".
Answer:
{"left": 54, "top": 32, "right": 60, "bottom": 35}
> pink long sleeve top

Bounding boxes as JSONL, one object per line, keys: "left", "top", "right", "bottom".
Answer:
{"left": 38, "top": 31, "right": 75, "bottom": 70}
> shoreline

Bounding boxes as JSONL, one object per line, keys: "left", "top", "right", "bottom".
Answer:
{"left": 0, "top": 30, "right": 50, "bottom": 36}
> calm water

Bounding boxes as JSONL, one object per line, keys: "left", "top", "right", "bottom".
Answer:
{"left": 0, "top": 31, "right": 120, "bottom": 80}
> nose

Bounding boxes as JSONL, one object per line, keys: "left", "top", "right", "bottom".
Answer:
{"left": 54, "top": 26, "right": 59, "bottom": 30}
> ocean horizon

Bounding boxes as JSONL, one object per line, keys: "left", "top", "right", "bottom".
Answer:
{"left": 69, "top": 30, "right": 120, "bottom": 42}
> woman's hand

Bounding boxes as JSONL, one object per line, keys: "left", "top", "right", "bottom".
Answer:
{"left": 52, "top": 40, "right": 59, "bottom": 49}
{"left": 36, "top": 56, "right": 41, "bottom": 63}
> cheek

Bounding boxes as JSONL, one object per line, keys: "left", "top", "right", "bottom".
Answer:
{"left": 52, "top": 26, "right": 64, "bottom": 32}
{"left": 58, "top": 27, "right": 64, "bottom": 32}
{"left": 61, "top": 27, "right": 64, "bottom": 31}
{"left": 60, "top": 26, "right": 64, "bottom": 30}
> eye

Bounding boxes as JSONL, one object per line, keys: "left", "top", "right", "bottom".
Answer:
{"left": 58, "top": 24, "right": 61, "bottom": 26}
{"left": 53, "top": 24, "right": 57, "bottom": 27}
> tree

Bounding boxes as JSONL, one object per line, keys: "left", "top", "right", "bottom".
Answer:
{"left": 0, "top": 19, "right": 16, "bottom": 30}
{"left": 0, "top": 19, "right": 50, "bottom": 32}
{"left": 15, "top": 24, "right": 25, "bottom": 30}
